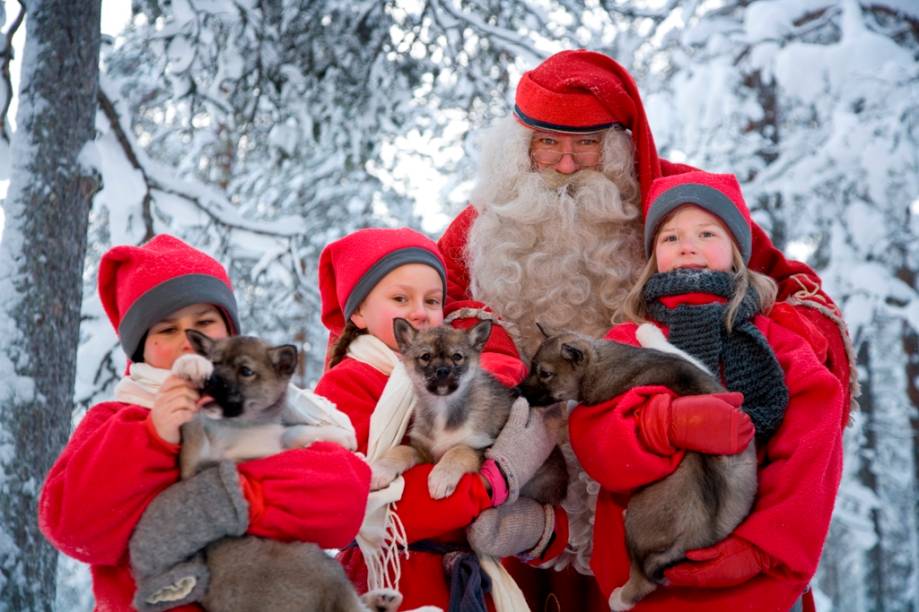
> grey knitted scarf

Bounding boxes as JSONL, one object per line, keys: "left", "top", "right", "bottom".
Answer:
{"left": 644, "top": 269, "right": 789, "bottom": 439}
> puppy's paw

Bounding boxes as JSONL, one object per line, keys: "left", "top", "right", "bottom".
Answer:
{"left": 370, "top": 461, "right": 400, "bottom": 491}
{"left": 361, "top": 588, "right": 402, "bottom": 612}
{"left": 609, "top": 587, "right": 635, "bottom": 611}
{"left": 428, "top": 463, "right": 463, "bottom": 499}
{"left": 171, "top": 354, "right": 213, "bottom": 385}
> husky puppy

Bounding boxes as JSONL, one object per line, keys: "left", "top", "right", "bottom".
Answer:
{"left": 522, "top": 326, "right": 757, "bottom": 611}
{"left": 173, "top": 330, "right": 400, "bottom": 612}
{"left": 370, "top": 319, "right": 567, "bottom": 505}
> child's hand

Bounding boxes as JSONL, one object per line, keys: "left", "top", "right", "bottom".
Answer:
{"left": 150, "top": 375, "right": 201, "bottom": 444}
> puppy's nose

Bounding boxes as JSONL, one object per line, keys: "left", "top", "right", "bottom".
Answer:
{"left": 435, "top": 366, "right": 451, "bottom": 380}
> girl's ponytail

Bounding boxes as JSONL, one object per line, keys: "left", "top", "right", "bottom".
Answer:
{"left": 328, "top": 320, "right": 367, "bottom": 368}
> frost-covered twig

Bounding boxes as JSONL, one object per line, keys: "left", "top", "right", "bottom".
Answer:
{"left": 429, "top": 0, "right": 544, "bottom": 63}
{"left": 0, "top": 1, "right": 24, "bottom": 143}
{"left": 98, "top": 84, "right": 304, "bottom": 240}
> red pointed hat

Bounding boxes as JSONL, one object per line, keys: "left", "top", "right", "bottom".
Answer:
{"left": 643, "top": 171, "right": 753, "bottom": 263}
{"left": 514, "top": 49, "right": 662, "bottom": 199}
{"left": 98, "top": 234, "right": 240, "bottom": 360}
{"left": 318, "top": 227, "right": 447, "bottom": 336}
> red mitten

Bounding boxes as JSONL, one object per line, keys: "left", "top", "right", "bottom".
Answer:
{"left": 638, "top": 392, "right": 753, "bottom": 455}
{"left": 237, "top": 444, "right": 370, "bottom": 547}
{"left": 664, "top": 535, "right": 771, "bottom": 588}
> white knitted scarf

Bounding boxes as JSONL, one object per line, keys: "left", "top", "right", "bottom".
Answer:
{"left": 348, "top": 334, "right": 528, "bottom": 612}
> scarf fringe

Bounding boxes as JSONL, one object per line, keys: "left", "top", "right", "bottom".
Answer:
{"left": 365, "top": 502, "right": 410, "bottom": 593}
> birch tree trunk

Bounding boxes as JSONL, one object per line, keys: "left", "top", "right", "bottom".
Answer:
{"left": 865, "top": 313, "right": 919, "bottom": 611}
{"left": 0, "top": 1, "right": 101, "bottom": 609}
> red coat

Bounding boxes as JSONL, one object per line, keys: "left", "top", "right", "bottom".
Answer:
{"left": 435, "top": 165, "right": 851, "bottom": 610}
{"left": 38, "top": 400, "right": 371, "bottom": 611}
{"left": 315, "top": 356, "right": 567, "bottom": 610}
{"left": 568, "top": 306, "right": 844, "bottom": 611}
{"left": 437, "top": 158, "right": 855, "bottom": 421}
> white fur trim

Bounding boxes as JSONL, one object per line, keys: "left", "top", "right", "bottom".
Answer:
{"left": 635, "top": 322, "right": 712, "bottom": 376}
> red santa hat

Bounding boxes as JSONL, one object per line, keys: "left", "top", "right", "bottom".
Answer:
{"left": 643, "top": 171, "right": 753, "bottom": 263}
{"left": 513, "top": 49, "right": 662, "bottom": 200}
{"left": 98, "top": 234, "right": 240, "bottom": 360}
{"left": 318, "top": 227, "right": 447, "bottom": 336}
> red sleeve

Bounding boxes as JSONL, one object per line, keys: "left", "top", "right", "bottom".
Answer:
{"left": 730, "top": 319, "right": 844, "bottom": 579}
{"left": 568, "top": 322, "right": 686, "bottom": 492}
{"left": 239, "top": 442, "right": 371, "bottom": 548}
{"left": 397, "top": 464, "right": 493, "bottom": 543}
{"left": 314, "top": 358, "right": 387, "bottom": 453}
{"left": 38, "top": 402, "right": 182, "bottom": 565}
{"left": 438, "top": 205, "right": 476, "bottom": 304}
{"left": 439, "top": 206, "right": 528, "bottom": 387}
{"left": 569, "top": 385, "right": 686, "bottom": 493}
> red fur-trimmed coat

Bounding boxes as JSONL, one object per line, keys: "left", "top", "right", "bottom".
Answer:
{"left": 437, "top": 160, "right": 856, "bottom": 421}
{"left": 38, "top": 401, "right": 370, "bottom": 611}
{"left": 316, "top": 356, "right": 568, "bottom": 611}
{"left": 435, "top": 159, "right": 854, "bottom": 610}
{"left": 569, "top": 304, "right": 844, "bottom": 610}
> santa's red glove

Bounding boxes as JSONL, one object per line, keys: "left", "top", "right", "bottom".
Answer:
{"left": 664, "top": 535, "right": 772, "bottom": 588}
{"left": 638, "top": 392, "right": 753, "bottom": 456}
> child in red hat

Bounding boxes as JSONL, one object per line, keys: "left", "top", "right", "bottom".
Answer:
{"left": 568, "top": 171, "right": 844, "bottom": 611}
{"left": 314, "top": 227, "right": 564, "bottom": 611}
{"left": 38, "top": 234, "right": 370, "bottom": 611}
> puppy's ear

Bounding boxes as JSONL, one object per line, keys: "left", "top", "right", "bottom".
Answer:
{"left": 392, "top": 318, "right": 417, "bottom": 352}
{"left": 185, "top": 329, "right": 215, "bottom": 356}
{"left": 536, "top": 322, "right": 550, "bottom": 338}
{"left": 468, "top": 319, "right": 493, "bottom": 352}
{"left": 560, "top": 342, "right": 585, "bottom": 366}
{"left": 270, "top": 344, "right": 299, "bottom": 377}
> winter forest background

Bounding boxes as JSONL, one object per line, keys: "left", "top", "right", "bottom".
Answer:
{"left": 0, "top": 0, "right": 915, "bottom": 610}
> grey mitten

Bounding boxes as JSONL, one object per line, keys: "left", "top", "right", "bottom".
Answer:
{"left": 130, "top": 461, "right": 249, "bottom": 611}
{"left": 487, "top": 397, "right": 560, "bottom": 503}
{"left": 467, "top": 497, "right": 555, "bottom": 559}
{"left": 133, "top": 555, "right": 210, "bottom": 612}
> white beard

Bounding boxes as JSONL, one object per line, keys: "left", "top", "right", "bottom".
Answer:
{"left": 467, "top": 160, "right": 645, "bottom": 359}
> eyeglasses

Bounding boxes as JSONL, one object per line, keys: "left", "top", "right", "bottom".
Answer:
{"left": 530, "top": 149, "right": 602, "bottom": 166}
{"left": 529, "top": 134, "right": 603, "bottom": 166}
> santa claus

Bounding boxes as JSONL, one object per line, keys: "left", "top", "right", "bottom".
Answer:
{"left": 438, "top": 49, "right": 856, "bottom": 611}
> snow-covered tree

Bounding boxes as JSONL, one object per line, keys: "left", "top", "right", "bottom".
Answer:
{"left": 87, "top": 0, "right": 606, "bottom": 399}
{"left": 0, "top": 1, "right": 101, "bottom": 608}
{"left": 0, "top": 0, "right": 907, "bottom": 609}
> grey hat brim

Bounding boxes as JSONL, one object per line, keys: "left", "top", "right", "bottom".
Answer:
{"left": 644, "top": 183, "right": 751, "bottom": 263}
{"left": 343, "top": 247, "right": 447, "bottom": 321}
{"left": 119, "top": 274, "right": 240, "bottom": 360}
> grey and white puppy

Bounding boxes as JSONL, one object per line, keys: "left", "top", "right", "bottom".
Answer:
{"left": 174, "top": 330, "right": 399, "bottom": 612}
{"left": 522, "top": 326, "right": 757, "bottom": 611}
{"left": 370, "top": 319, "right": 567, "bottom": 505}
